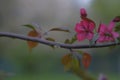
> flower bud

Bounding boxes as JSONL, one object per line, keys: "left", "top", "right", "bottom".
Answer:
{"left": 113, "top": 16, "right": 120, "bottom": 22}
{"left": 80, "top": 8, "right": 87, "bottom": 18}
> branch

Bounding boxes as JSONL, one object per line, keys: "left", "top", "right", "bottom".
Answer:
{"left": 0, "top": 32, "right": 120, "bottom": 49}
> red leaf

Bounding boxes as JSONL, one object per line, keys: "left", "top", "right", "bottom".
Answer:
{"left": 82, "top": 52, "right": 92, "bottom": 69}
{"left": 62, "top": 54, "right": 72, "bottom": 65}
{"left": 61, "top": 54, "right": 73, "bottom": 71}
{"left": 27, "top": 30, "right": 40, "bottom": 51}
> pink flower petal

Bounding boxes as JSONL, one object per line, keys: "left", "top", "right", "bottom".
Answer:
{"left": 109, "top": 37, "right": 114, "bottom": 42}
{"left": 75, "top": 8, "right": 96, "bottom": 41}
{"left": 75, "top": 23, "right": 84, "bottom": 32}
{"left": 97, "top": 21, "right": 118, "bottom": 43}
{"left": 112, "top": 32, "right": 119, "bottom": 38}
{"left": 81, "top": 20, "right": 88, "bottom": 29}
{"left": 88, "top": 22, "right": 95, "bottom": 31}
{"left": 108, "top": 21, "right": 115, "bottom": 31}
{"left": 86, "top": 32, "right": 94, "bottom": 40}
{"left": 81, "top": 20, "right": 95, "bottom": 32}
{"left": 82, "top": 19, "right": 94, "bottom": 30}
{"left": 97, "top": 35, "right": 106, "bottom": 42}
{"left": 105, "top": 36, "right": 111, "bottom": 41}
{"left": 77, "top": 32, "right": 87, "bottom": 41}
{"left": 98, "top": 24, "right": 107, "bottom": 33}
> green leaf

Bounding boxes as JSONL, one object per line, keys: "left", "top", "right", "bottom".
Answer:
{"left": 62, "top": 54, "right": 73, "bottom": 71}
{"left": 115, "top": 24, "right": 120, "bottom": 32}
{"left": 72, "top": 57, "right": 80, "bottom": 70}
{"left": 64, "top": 35, "right": 77, "bottom": 44}
{"left": 70, "top": 35, "right": 77, "bottom": 43}
{"left": 76, "top": 50, "right": 83, "bottom": 55}
{"left": 45, "top": 37, "right": 55, "bottom": 42}
{"left": 64, "top": 39, "right": 70, "bottom": 44}
{"left": 49, "top": 27, "right": 70, "bottom": 33}
{"left": 23, "top": 24, "right": 36, "bottom": 31}
{"left": 45, "top": 37, "right": 56, "bottom": 49}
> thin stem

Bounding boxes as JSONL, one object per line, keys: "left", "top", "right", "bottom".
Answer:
{"left": 0, "top": 32, "right": 120, "bottom": 49}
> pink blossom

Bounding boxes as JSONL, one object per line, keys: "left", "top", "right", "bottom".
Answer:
{"left": 75, "top": 8, "right": 95, "bottom": 41}
{"left": 75, "top": 20, "right": 95, "bottom": 41}
{"left": 97, "top": 21, "right": 119, "bottom": 42}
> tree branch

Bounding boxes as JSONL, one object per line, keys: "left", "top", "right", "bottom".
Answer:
{"left": 0, "top": 32, "right": 120, "bottom": 49}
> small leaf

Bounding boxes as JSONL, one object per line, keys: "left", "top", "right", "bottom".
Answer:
{"left": 64, "top": 39, "right": 70, "bottom": 44}
{"left": 27, "top": 30, "right": 40, "bottom": 51}
{"left": 76, "top": 50, "right": 84, "bottom": 55}
{"left": 50, "top": 27, "right": 70, "bottom": 33}
{"left": 82, "top": 52, "right": 92, "bottom": 69}
{"left": 45, "top": 37, "right": 55, "bottom": 42}
{"left": 115, "top": 24, "right": 120, "bottom": 32}
{"left": 23, "top": 24, "right": 36, "bottom": 31}
{"left": 45, "top": 37, "right": 56, "bottom": 49}
{"left": 61, "top": 54, "right": 72, "bottom": 71}
{"left": 32, "top": 23, "right": 42, "bottom": 31}
{"left": 62, "top": 54, "right": 72, "bottom": 65}
{"left": 64, "top": 35, "right": 77, "bottom": 44}
{"left": 72, "top": 57, "right": 80, "bottom": 70}
{"left": 64, "top": 62, "right": 72, "bottom": 71}
{"left": 70, "top": 35, "right": 77, "bottom": 44}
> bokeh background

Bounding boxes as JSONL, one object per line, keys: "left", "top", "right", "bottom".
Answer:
{"left": 0, "top": 0, "right": 120, "bottom": 80}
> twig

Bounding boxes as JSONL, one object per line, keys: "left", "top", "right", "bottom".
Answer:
{"left": 0, "top": 32, "right": 119, "bottom": 49}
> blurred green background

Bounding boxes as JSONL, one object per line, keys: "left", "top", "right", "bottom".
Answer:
{"left": 0, "top": 0, "right": 120, "bottom": 80}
